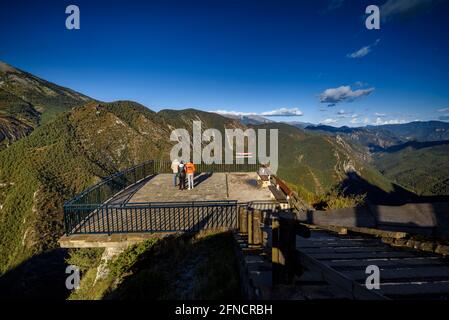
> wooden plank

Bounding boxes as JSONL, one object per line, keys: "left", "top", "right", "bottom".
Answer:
{"left": 300, "top": 246, "right": 394, "bottom": 254}
{"left": 297, "top": 241, "right": 388, "bottom": 249}
{"left": 296, "top": 250, "right": 388, "bottom": 300}
{"left": 298, "top": 235, "right": 377, "bottom": 242}
{"left": 309, "top": 251, "right": 423, "bottom": 260}
{"left": 380, "top": 281, "right": 449, "bottom": 297}
{"left": 268, "top": 185, "right": 288, "bottom": 202}
{"left": 327, "top": 257, "right": 448, "bottom": 269}
{"left": 341, "top": 267, "right": 449, "bottom": 282}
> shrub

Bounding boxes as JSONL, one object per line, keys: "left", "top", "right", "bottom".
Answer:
{"left": 66, "top": 248, "right": 104, "bottom": 272}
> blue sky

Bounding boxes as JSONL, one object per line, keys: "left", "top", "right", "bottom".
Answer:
{"left": 1, "top": 0, "right": 449, "bottom": 126}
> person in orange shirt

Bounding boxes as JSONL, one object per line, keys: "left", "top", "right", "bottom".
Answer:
{"left": 185, "top": 161, "right": 196, "bottom": 190}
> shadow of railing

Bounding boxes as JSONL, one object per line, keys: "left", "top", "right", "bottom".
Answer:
{"left": 194, "top": 172, "right": 213, "bottom": 188}
{"left": 107, "top": 174, "right": 157, "bottom": 205}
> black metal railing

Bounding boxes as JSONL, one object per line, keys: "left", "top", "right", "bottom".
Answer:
{"left": 144, "top": 161, "right": 261, "bottom": 174}
{"left": 64, "top": 160, "right": 261, "bottom": 235}
{"left": 65, "top": 160, "right": 155, "bottom": 207}
{"left": 64, "top": 200, "right": 239, "bottom": 235}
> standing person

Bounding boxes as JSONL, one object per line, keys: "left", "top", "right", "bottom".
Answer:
{"left": 185, "top": 161, "right": 196, "bottom": 190}
{"left": 171, "top": 159, "right": 180, "bottom": 187}
{"left": 178, "top": 161, "right": 186, "bottom": 190}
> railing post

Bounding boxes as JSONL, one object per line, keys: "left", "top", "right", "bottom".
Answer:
{"left": 271, "top": 216, "right": 283, "bottom": 284}
{"left": 247, "top": 209, "right": 253, "bottom": 245}
{"left": 252, "top": 209, "right": 262, "bottom": 246}
{"left": 63, "top": 205, "right": 69, "bottom": 235}
{"left": 106, "top": 204, "right": 111, "bottom": 235}
{"left": 238, "top": 206, "right": 248, "bottom": 234}
{"left": 272, "top": 214, "right": 298, "bottom": 285}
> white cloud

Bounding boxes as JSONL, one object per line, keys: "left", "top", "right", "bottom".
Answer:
{"left": 350, "top": 117, "right": 359, "bottom": 124}
{"left": 213, "top": 107, "right": 303, "bottom": 117}
{"left": 347, "top": 39, "right": 380, "bottom": 59}
{"left": 261, "top": 107, "right": 303, "bottom": 117}
{"left": 213, "top": 110, "right": 256, "bottom": 117}
{"left": 437, "top": 107, "right": 449, "bottom": 112}
{"left": 319, "top": 85, "right": 375, "bottom": 105}
{"left": 374, "top": 117, "right": 407, "bottom": 125}
{"left": 375, "top": 113, "right": 387, "bottom": 117}
{"left": 321, "top": 118, "right": 338, "bottom": 125}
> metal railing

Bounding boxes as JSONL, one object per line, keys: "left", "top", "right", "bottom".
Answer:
{"left": 65, "top": 200, "right": 239, "bottom": 235}
{"left": 151, "top": 161, "right": 261, "bottom": 174}
{"left": 65, "top": 160, "right": 155, "bottom": 207}
{"left": 64, "top": 160, "right": 261, "bottom": 235}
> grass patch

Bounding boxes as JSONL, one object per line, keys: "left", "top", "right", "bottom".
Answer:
{"left": 289, "top": 183, "right": 366, "bottom": 210}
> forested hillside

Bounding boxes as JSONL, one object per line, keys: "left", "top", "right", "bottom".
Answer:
{"left": 374, "top": 141, "right": 449, "bottom": 196}
{"left": 0, "top": 101, "right": 173, "bottom": 273}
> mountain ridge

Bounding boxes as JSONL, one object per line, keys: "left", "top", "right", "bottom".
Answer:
{"left": 0, "top": 61, "right": 92, "bottom": 148}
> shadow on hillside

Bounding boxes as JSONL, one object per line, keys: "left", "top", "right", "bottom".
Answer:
{"left": 379, "top": 140, "right": 449, "bottom": 153}
{"left": 108, "top": 174, "right": 157, "bottom": 205}
{"left": 0, "top": 248, "right": 70, "bottom": 300}
{"left": 105, "top": 231, "right": 241, "bottom": 300}
{"left": 339, "top": 171, "right": 449, "bottom": 205}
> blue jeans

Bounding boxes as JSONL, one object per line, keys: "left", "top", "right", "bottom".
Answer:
{"left": 173, "top": 173, "right": 178, "bottom": 186}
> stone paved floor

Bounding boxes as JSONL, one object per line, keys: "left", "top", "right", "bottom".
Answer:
{"left": 119, "top": 172, "right": 273, "bottom": 203}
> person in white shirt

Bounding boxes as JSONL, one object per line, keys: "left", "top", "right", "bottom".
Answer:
{"left": 171, "top": 159, "right": 180, "bottom": 187}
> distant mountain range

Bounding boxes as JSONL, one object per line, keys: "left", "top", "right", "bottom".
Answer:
{"left": 214, "top": 113, "right": 274, "bottom": 125}
{"left": 305, "top": 123, "right": 449, "bottom": 198}
{"left": 305, "top": 121, "right": 449, "bottom": 152}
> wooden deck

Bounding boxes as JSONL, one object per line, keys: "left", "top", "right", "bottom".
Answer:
{"left": 296, "top": 229, "right": 449, "bottom": 300}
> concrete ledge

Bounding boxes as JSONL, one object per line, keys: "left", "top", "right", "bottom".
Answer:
{"left": 306, "top": 224, "right": 407, "bottom": 239}
{"left": 304, "top": 224, "right": 348, "bottom": 235}
{"left": 58, "top": 232, "right": 174, "bottom": 248}
{"left": 346, "top": 226, "right": 407, "bottom": 239}
{"left": 382, "top": 237, "right": 449, "bottom": 256}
